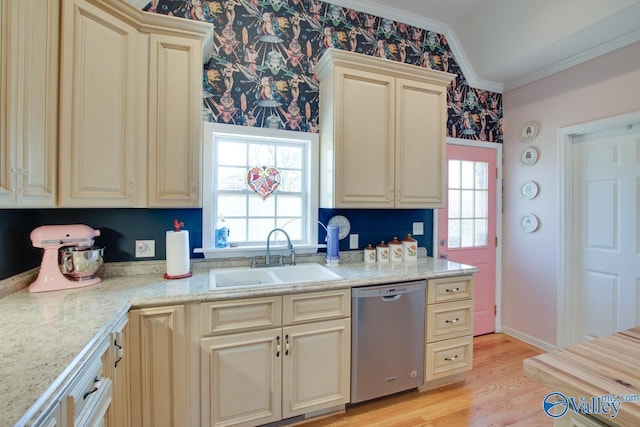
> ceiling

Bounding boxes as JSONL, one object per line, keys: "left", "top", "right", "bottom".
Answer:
{"left": 334, "top": 0, "right": 640, "bottom": 92}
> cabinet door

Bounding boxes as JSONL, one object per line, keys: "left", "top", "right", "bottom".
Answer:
{"left": 329, "top": 67, "right": 395, "bottom": 208}
{"left": 282, "top": 318, "right": 350, "bottom": 418}
{"left": 395, "top": 78, "right": 447, "bottom": 208}
{"left": 59, "top": 0, "right": 139, "bottom": 207}
{"left": 129, "top": 305, "right": 194, "bottom": 426}
{"left": 147, "top": 33, "right": 203, "bottom": 207}
{"left": 106, "top": 319, "right": 130, "bottom": 427}
{"left": 201, "top": 329, "right": 282, "bottom": 427}
{"left": 0, "top": 0, "right": 58, "bottom": 208}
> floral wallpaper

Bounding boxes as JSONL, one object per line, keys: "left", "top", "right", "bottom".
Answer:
{"left": 146, "top": 0, "right": 503, "bottom": 142}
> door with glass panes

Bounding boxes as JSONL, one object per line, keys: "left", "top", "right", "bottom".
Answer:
{"left": 438, "top": 144, "right": 497, "bottom": 336}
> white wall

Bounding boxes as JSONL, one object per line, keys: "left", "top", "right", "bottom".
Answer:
{"left": 501, "top": 41, "right": 640, "bottom": 348}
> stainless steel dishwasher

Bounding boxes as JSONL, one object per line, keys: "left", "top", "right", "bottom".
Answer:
{"left": 351, "top": 281, "right": 425, "bottom": 403}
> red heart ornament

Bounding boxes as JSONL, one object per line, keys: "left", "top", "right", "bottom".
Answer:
{"left": 246, "top": 166, "right": 281, "bottom": 200}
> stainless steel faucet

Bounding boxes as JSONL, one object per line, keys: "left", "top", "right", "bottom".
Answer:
{"left": 253, "top": 228, "right": 295, "bottom": 267}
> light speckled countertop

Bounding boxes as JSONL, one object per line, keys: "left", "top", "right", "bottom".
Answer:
{"left": 0, "top": 253, "right": 476, "bottom": 426}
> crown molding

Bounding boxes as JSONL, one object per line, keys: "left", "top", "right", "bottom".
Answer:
{"left": 504, "top": 27, "right": 640, "bottom": 92}
{"left": 323, "top": 0, "right": 503, "bottom": 93}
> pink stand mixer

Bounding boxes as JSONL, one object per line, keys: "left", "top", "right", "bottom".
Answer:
{"left": 29, "top": 224, "right": 104, "bottom": 293}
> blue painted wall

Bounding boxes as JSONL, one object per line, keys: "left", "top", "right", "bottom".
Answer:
{"left": 0, "top": 207, "right": 433, "bottom": 280}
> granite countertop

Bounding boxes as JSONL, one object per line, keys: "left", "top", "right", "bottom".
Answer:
{"left": 0, "top": 253, "right": 476, "bottom": 426}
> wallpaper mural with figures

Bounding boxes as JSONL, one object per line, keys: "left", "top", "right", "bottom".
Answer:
{"left": 145, "top": 0, "right": 503, "bottom": 142}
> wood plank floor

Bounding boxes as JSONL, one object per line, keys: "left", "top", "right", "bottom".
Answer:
{"left": 303, "top": 333, "right": 553, "bottom": 427}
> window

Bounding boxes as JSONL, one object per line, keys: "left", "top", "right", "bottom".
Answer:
{"left": 447, "top": 159, "right": 489, "bottom": 248}
{"left": 197, "top": 123, "right": 319, "bottom": 258}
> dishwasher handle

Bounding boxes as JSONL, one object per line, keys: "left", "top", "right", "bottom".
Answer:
{"left": 352, "top": 281, "right": 425, "bottom": 299}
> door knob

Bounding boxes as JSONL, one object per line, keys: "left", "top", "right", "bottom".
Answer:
{"left": 440, "top": 253, "right": 449, "bottom": 259}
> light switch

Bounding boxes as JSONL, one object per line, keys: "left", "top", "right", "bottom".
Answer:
{"left": 349, "top": 234, "right": 359, "bottom": 249}
{"left": 412, "top": 222, "right": 424, "bottom": 236}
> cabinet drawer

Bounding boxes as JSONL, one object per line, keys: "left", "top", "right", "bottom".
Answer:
{"left": 201, "top": 296, "right": 282, "bottom": 335}
{"left": 426, "top": 299, "right": 473, "bottom": 343}
{"left": 283, "top": 289, "right": 350, "bottom": 325}
{"left": 425, "top": 336, "right": 473, "bottom": 380}
{"left": 66, "top": 336, "right": 111, "bottom": 425}
{"left": 427, "top": 276, "right": 473, "bottom": 304}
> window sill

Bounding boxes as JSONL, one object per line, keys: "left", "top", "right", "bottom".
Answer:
{"left": 194, "top": 244, "right": 324, "bottom": 259}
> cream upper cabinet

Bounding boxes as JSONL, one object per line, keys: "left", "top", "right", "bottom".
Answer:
{"left": 146, "top": 33, "right": 204, "bottom": 207}
{"left": 395, "top": 78, "right": 449, "bottom": 207}
{"left": 316, "top": 48, "right": 454, "bottom": 209}
{"left": 0, "top": 0, "right": 58, "bottom": 208}
{"left": 58, "top": 0, "right": 140, "bottom": 207}
{"left": 58, "top": 0, "right": 212, "bottom": 208}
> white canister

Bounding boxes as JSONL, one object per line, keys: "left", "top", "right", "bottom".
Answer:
{"left": 389, "top": 237, "right": 403, "bottom": 262}
{"left": 376, "top": 241, "right": 389, "bottom": 262}
{"left": 402, "top": 234, "right": 418, "bottom": 260}
{"left": 364, "top": 244, "right": 376, "bottom": 263}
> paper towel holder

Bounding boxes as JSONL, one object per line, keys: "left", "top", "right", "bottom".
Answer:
{"left": 164, "top": 218, "right": 193, "bottom": 280}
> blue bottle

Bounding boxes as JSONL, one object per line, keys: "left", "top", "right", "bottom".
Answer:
{"left": 326, "top": 224, "right": 340, "bottom": 265}
{"left": 215, "top": 216, "right": 229, "bottom": 248}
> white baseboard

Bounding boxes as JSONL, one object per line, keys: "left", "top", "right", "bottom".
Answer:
{"left": 500, "top": 326, "right": 558, "bottom": 352}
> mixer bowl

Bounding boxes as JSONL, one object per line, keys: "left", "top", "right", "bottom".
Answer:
{"left": 59, "top": 246, "right": 104, "bottom": 280}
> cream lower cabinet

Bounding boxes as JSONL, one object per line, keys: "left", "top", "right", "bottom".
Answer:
{"left": 129, "top": 304, "right": 200, "bottom": 427}
{"left": 421, "top": 276, "right": 474, "bottom": 391}
{"left": 200, "top": 290, "right": 351, "bottom": 427}
{"left": 0, "top": 0, "right": 58, "bottom": 208}
{"left": 315, "top": 48, "right": 454, "bottom": 209}
{"left": 106, "top": 315, "right": 130, "bottom": 427}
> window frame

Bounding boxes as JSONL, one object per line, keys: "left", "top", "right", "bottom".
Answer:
{"left": 196, "top": 123, "right": 319, "bottom": 258}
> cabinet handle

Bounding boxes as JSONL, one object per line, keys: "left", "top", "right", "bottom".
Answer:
{"left": 445, "top": 287, "right": 460, "bottom": 293}
{"left": 445, "top": 318, "right": 459, "bottom": 324}
{"left": 83, "top": 376, "right": 102, "bottom": 399}
{"left": 444, "top": 355, "right": 459, "bottom": 362}
{"left": 285, "top": 334, "right": 290, "bottom": 356}
{"left": 276, "top": 335, "right": 281, "bottom": 357}
{"left": 114, "top": 339, "right": 124, "bottom": 368}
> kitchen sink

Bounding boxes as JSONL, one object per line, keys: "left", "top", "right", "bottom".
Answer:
{"left": 209, "top": 263, "right": 344, "bottom": 289}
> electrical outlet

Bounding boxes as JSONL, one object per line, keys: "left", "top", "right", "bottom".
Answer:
{"left": 412, "top": 222, "right": 424, "bottom": 236}
{"left": 349, "top": 234, "right": 359, "bottom": 249}
{"left": 135, "top": 240, "right": 155, "bottom": 258}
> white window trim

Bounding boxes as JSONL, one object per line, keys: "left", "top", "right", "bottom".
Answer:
{"left": 195, "top": 122, "right": 320, "bottom": 259}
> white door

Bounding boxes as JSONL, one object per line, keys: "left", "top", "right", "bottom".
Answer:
{"left": 573, "top": 125, "right": 640, "bottom": 342}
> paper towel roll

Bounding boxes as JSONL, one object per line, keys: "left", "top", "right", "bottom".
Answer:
{"left": 166, "top": 230, "right": 190, "bottom": 277}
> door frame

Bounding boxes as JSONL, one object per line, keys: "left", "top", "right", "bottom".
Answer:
{"left": 557, "top": 111, "right": 640, "bottom": 347}
{"left": 435, "top": 137, "right": 503, "bottom": 333}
